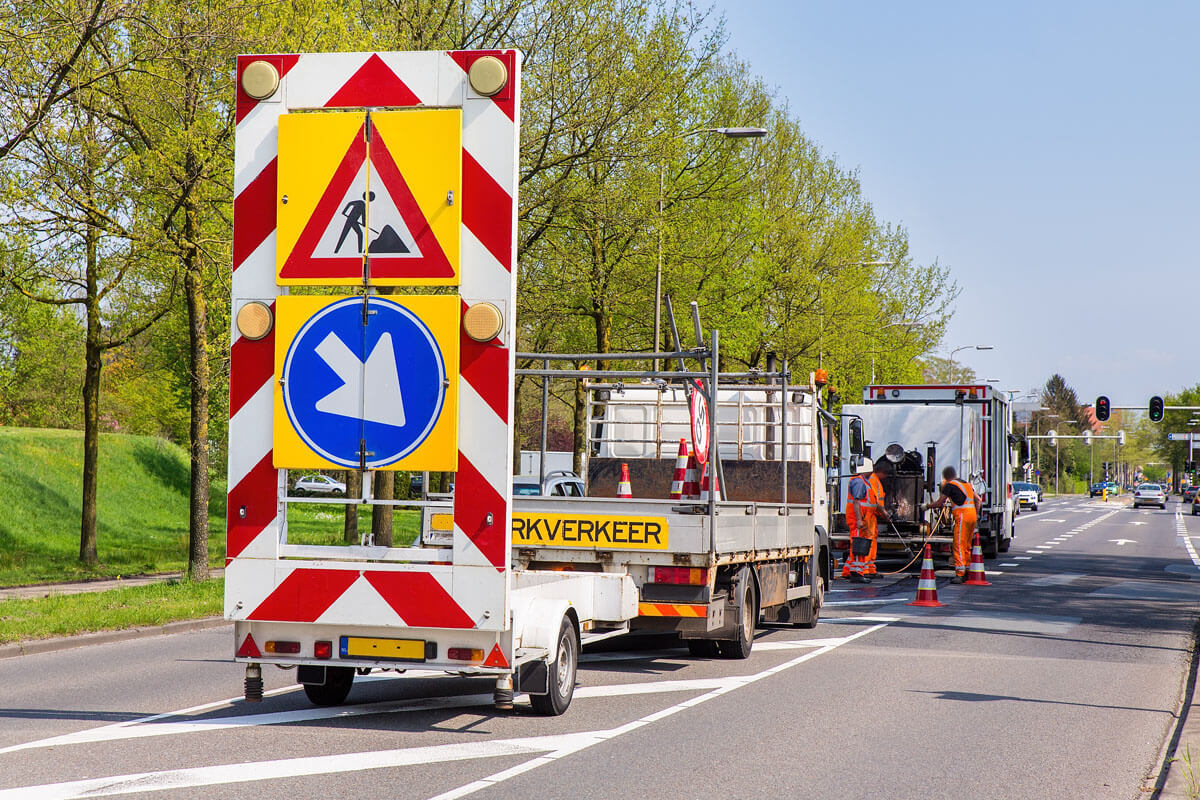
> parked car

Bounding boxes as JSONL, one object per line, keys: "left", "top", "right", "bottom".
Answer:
{"left": 513, "top": 470, "right": 586, "bottom": 498}
{"left": 293, "top": 474, "right": 347, "bottom": 495}
{"left": 1184, "top": 486, "right": 1199, "bottom": 503}
{"left": 1132, "top": 483, "right": 1167, "bottom": 509}
{"left": 1013, "top": 481, "right": 1040, "bottom": 510}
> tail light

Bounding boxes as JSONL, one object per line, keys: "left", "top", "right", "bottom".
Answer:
{"left": 653, "top": 567, "right": 708, "bottom": 585}
{"left": 264, "top": 640, "right": 301, "bottom": 654}
{"left": 314, "top": 641, "right": 332, "bottom": 659}
{"left": 447, "top": 647, "right": 484, "bottom": 662}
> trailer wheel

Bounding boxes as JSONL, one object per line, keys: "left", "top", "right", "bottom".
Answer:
{"left": 302, "top": 666, "right": 354, "bottom": 706}
{"left": 718, "top": 569, "right": 757, "bottom": 659}
{"left": 530, "top": 615, "right": 578, "bottom": 716}
{"left": 686, "top": 639, "right": 720, "bottom": 657}
{"left": 791, "top": 572, "right": 823, "bottom": 629}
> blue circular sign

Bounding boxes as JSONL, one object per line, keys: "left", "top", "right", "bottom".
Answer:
{"left": 282, "top": 297, "right": 446, "bottom": 468}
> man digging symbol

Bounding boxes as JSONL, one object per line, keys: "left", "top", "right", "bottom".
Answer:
{"left": 335, "top": 191, "right": 373, "bottom": 254}
{"left": 334, "top": 190, "right": 412, "bottom": 256}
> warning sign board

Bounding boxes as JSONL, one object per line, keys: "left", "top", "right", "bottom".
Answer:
{"left": 276, "top": 110, "right": 461, "bottom": 286}
{"left": 511, "top": 513, "right": 670, "bottom": 550}
{"left": 272, "top": 294, "right": 460, "bottom": 471}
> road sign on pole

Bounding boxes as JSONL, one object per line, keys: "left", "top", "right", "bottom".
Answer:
{"left": 1167, "top": 433, "right": 1196, "bottom": 441}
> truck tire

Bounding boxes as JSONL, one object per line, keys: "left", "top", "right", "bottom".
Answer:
{"left": 303, "top": 666, "right": 354, "bottom": 706}
{"left": 718, "top": 569, "right": 757, "bottom": 659}
{"left": 983, "top": 530, "right": 999, "bottom": 559}
{"left": 791, "top": 573, "right": 823, "bottom": 629}
{"left": 530, "top": 615, "right": 578, "bottom": 716}
{"left": 999, "top": 533, "right": 1011, "bottom": 553}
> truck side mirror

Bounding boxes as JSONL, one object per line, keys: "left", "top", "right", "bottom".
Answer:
{"left": 848, "top": 418, "right": 865, "bottom": 456}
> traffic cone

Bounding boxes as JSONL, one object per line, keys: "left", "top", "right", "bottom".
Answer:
{"left": 617, "top": 462, "right": 633, "bottom": 498}
{"left": 908, "top": 544, "right": 944, "bottom": 607}
{"left": 699, "top": 462, "right": 721, "bottom": 502}
{"left": 669, "top": 439, "right": 689, "bottom": 499}
{"left": 682, "top": 453, "right": 700, "bottom": 500}
{"left": 965, "top": 532, "right": 991, "bottom": 586}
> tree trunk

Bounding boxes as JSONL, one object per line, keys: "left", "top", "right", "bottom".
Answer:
{"left": 572, "top": 377, "right": 587, "bottom": 475}
{"left": 343, "top": 470, "right": 361, "bottom": 544}
{"left": 371, "top": 470, "right": 393, "bottom": 546}
{"left": 80, "top": 285, "right": 101, "bottom": 564}
{"left": 183, "top": 135, "right": 209, "bottom": 580}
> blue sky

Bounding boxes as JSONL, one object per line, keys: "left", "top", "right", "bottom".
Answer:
{"left": 714, "top": 0, "right": 1198, "bottom": 407}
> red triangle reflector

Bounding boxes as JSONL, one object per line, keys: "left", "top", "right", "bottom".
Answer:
{"left": 236, "top": 633, "right": 262, "bottom": 658}
{"left": 482, "top": 644, "right": 509, "bottom": 669}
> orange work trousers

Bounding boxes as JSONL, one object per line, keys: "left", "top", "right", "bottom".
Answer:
{"left": 843, "top": 511, "right": 878, "bottom": 577}
{"left": 952, "top": 507, "right": 977, "bottom": 574}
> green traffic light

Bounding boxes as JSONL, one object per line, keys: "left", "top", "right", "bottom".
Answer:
{"left": 1149, "top": 395, "right": 1164, "bottom": 422}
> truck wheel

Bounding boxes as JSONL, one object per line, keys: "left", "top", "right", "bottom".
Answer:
{"left": 999, "top": 534, "right": 1011, "bottom": 553}
{"left": 303, "top": 666, "right": 354, "bottom": 706}
{"left": 791, "top": 574, "right": 823, "bottom": 629}
{"left": 686, "top": 639, "right": 720, "bottom": 657}
{"left": 530, "top": 615, "right": 578, "bottom": 716}
{"left": 983, "top": 533, "right": 999, "bottom": 559}
{"left": 718, "top": 570, "right": 757, "bottom": 659}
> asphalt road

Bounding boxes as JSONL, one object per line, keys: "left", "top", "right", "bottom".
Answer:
{"left": 2, "top": 494, "right": 1197, "bottom": 799}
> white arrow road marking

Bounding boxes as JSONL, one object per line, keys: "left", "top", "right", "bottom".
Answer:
{"left": 1129, "top": 521, "right": 1147, "bottom": 526}
{"left": 1108, "top": 539, "right": 1137, "bottom": 546}
{"left": 0, "top": 625, "right": 891, "bottom": 799}
{"left": 314, "top": 332, "right": 406, "bottom": 427}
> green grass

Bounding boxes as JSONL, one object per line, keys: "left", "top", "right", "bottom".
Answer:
{"left": 285, "top": 502, "right": 420, "bottom": 546}
{"left": 0, "top": 427, "right": 226, "bottom": 586}
{"left": 0, "top": 578, "right": 223, "bottom": 643}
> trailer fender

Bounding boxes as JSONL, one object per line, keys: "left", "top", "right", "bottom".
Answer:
{"left": 515, "top": 597, "right": 579, "bottom": 667}
{"left": 815, "top": 525, "right": 831, "bottom": 593}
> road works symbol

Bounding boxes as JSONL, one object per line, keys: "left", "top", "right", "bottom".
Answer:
{"left": 282, "top": 297, "right": 445, "bottom": 468}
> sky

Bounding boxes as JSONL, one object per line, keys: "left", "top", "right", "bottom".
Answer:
{"left": 713, "top": 0, "right": 1198, "bottom": 408}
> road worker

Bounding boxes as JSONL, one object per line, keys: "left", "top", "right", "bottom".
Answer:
{"left": 925, "top": 466, "right": 982, "bottom": 583}
{"left": 842, "top": 460, "right": 890, "bottom": 583}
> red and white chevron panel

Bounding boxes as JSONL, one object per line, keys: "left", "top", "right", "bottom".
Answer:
{"left": 227, "top": 51, "right": 520, "bottom": 634}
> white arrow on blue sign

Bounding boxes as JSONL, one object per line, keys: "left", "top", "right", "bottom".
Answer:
{"left": 282, "top": 296, "right": 446, "bottom": 468}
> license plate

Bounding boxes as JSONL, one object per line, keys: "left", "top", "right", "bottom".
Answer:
{"left": 339, "top": 636, "right": 428, "bottom": 662}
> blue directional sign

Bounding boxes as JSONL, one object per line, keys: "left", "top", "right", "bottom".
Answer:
{"left": 274, "top": 295, "right": 460, "bottom": 471}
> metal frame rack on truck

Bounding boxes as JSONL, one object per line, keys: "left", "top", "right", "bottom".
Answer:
{"left": 226, "top": 49, "right": 641, "bottom": 717}
{"left": 834, "top": 384, "right": 1016, "bottom": 561}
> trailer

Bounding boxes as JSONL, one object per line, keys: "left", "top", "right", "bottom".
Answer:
{"left": 834, "top": 384, "right": 1017, "bottom": 560}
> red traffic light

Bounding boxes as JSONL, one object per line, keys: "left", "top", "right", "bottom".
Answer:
{"left": 1095, "top": 395, "right": 1110, "bottom": 422}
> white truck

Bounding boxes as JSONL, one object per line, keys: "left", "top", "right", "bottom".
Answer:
{"left": 835, "top": 384, "right": 1016, "bottom": 560}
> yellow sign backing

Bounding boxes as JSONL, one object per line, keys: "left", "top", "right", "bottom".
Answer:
{"left": 512, "top": 513, "right": 670, "bottom": 550}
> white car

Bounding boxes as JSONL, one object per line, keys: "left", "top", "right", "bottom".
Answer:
{"left": 1132, "top": 483, "right": 1166, "bottom": 509}
{"left": 513, "top": 471, "right": 585, "bottom": 497}
{"left": 1013, "top": 482, "right": 1040, "bottom": 511}
{"left": 293, "top": 474, "right": 347, "bottom": 495}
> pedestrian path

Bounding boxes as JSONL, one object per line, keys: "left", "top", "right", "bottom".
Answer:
{"left": 0, "top": 569, "right": 224, "bottom": 602}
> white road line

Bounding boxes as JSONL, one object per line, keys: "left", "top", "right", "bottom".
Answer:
{"left": 1014, "top": 556, "right": 1033, "bottom": 560}
{"left": 823, "top": 598, "right": 900, "bottom": 606}
{"left": 0, "top": 625, "right": 891, "bottom": 800}
{"left": 999, "top": 562, "right": 1019, "bottom": 567}
{"left": 1178, "top": 511, "right": 1200, "bottom": 570}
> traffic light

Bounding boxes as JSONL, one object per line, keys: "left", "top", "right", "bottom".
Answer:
{"left": 1149, "top": 395, "right": 1164, "bottom": 422}
{"left": 1083, "top": 430, "right": 1092, "bottom": 446}
{"left": 1095, "top": 395, "right": 1110, "bottom": 422}
{"left": 1047, "top": 430, "right": 1057, "bottom": 447}
{"left": 1117, "top": 430, "right": 1126, "bottom": 446}
{"left": 1186, "top": 460, "right": 1195, "bottom": 472}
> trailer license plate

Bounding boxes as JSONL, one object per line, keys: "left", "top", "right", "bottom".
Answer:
{"left": 339, "top": 636, "right": 428, "bottom": 662}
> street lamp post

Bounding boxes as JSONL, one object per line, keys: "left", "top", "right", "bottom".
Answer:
{"left": 1039, "top": 412, "right": 1059, "bottom": 489}
{"left": 948, "top": 344, "right": 994, "bottom": 382}
{"left": 654, "top": 126, "right": 767, "bottom": 371}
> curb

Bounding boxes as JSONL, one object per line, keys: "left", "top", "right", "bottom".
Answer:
{"left": 0, "top": 617, "right": 228, "bottom": 660}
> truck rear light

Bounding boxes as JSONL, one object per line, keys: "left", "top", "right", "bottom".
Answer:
{"left": 653, "top": 567, "right": 708, "bottom": 585}
{"left": 264, "top": 640, "right": 301, "bottom": 654}
{"left": 447, "top": 647, "right": 484, "bottom": 662}
{"left": 314, "top": 641, "right": 332, "bottom": 659}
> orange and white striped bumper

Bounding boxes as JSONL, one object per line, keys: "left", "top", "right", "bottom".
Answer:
{"left": 638, "top": 602, "right": 707, "bottom": 618}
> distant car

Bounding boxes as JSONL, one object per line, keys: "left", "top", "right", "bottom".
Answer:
{"left": 1132, "top": 483, "right": 1166, "bottom": 509}
{"left": 293, "top": 474, "right": 347, "bottom": 496}
{"left": 513, "top": 471, "right": 586, "bottom": 498}
{"left": 1105, "top": 481, "right": 1120, "bottom": 496}
{"left": 1089, "top": 482, "right": 1105, "bottom": 497}
{"left": 1184, "top": 486, "right": 1199, "bottom": 503}
{"left": 1013, "top": 481, "right": 1040, "bottom": 510}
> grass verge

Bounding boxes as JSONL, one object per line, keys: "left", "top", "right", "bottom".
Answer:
{"left": 0, "top": 578, "right": 224, "bottom": 644}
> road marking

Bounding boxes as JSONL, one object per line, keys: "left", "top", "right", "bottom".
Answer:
{"left": 1040, "top": 519, "right": 1067, "bottom": 523}
{"left": 999, "top": 562, "right": 1020, "bottom": 567}
{"left": 0, "top": 624, "right": 891, "bottom": 799}
{"left": 823, "top": 598, "right": 901, "bottom": 606}
{"left": 1178, "top": 511, "right": 1200, "bottom": 570}
{"left": 1024, "top": 550, "right": 1043, "bottom": 554}
{"left": 1014, "top": 556, "right": 1033, "bottom": 560}
{"left": 1108, "top": 539, "right": 1137, "bottom": 546}
{"left": 1130, "top": 521, "right": 1148, "bottom": 526}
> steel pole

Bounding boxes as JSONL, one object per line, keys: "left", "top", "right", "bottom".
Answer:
{"left": 653, "top": 164, "right": 664, "bottom": 374}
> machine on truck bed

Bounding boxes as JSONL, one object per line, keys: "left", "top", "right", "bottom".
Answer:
{"left": 835, "top": 385, "right": 1016, "bottom": 561}
{"left": 225, "top": 50, "right": 832, "bottom": 717}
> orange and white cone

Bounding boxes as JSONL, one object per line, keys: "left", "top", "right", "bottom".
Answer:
{"left": 669, "top": 439, "right": 689, "bottom": 499}
{"left": 965, "top": 532, "right": 991, "bottom": 586}
{"left": 617, "top": 462, "right": 633, "bottom": 498}
{"left": 699, "top": 462, "right": 720, "bottom": 502}
{"left": 908, "top": 544, "right": 944, "bottom": 607}
{"left": 682, "top": 454, "right": 700, "bottom": 500}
